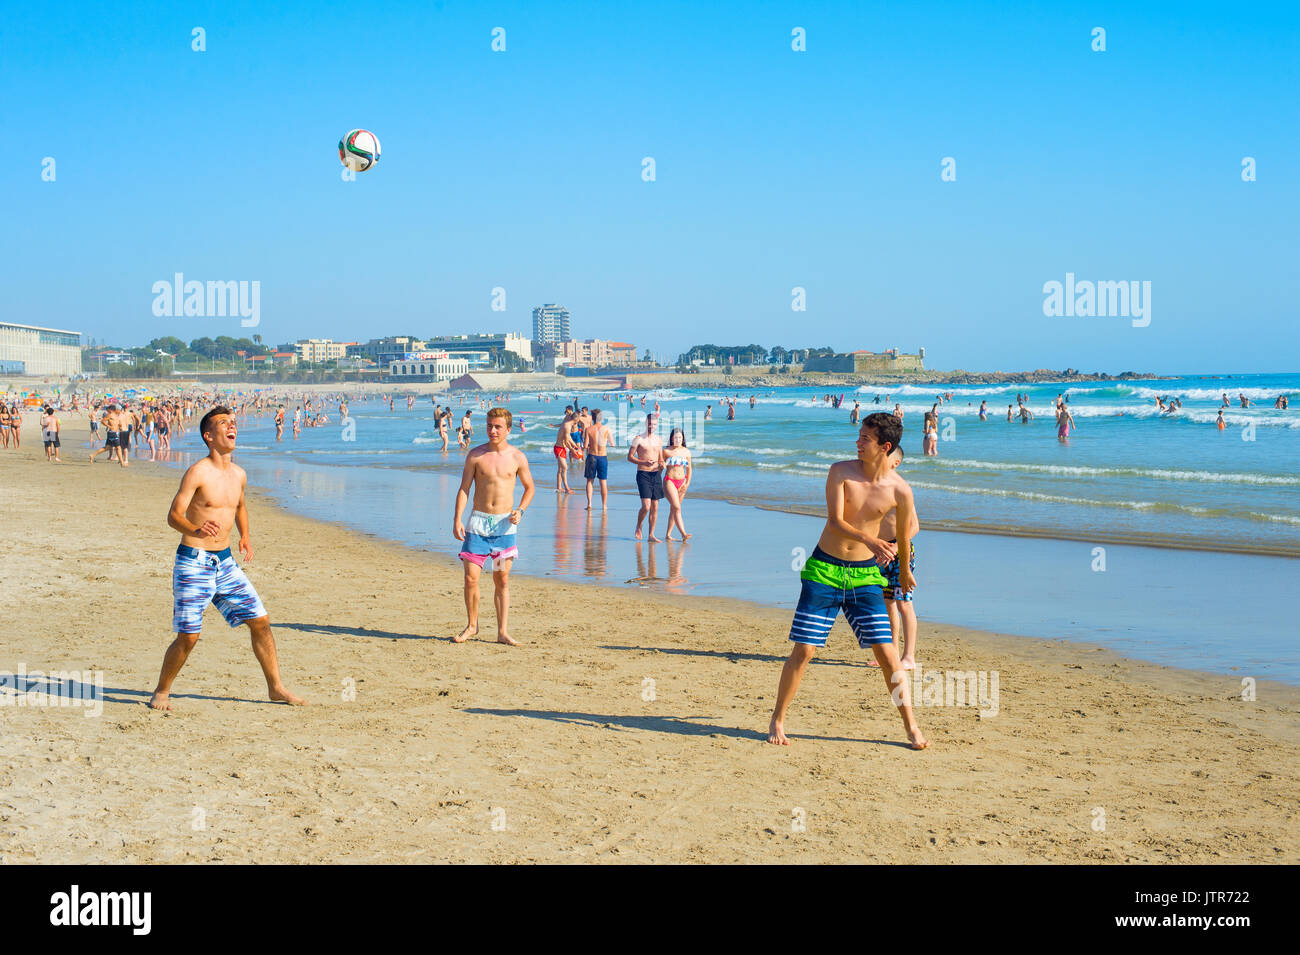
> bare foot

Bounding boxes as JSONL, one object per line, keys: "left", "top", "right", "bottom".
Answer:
{"left": 269, "top": 686, "right": 307, "bottom": 705}
{"left": 649, "top": 535, "right": 662, "bottom": 543}
{"left": 767, "top": 718, "right": 790, "bottom": 745}
{"left": 899, "top": 657, "right": 916, "bottom": 671}
{"left": 147, "top": 692, "right": 173, "bottom": 711}
{"left": 682, "top": 533, "right": 692, "bottom": 540}
{"left": 453, "top": 624, "right": 477, "bottom": 643}
{"left": 497, "top": 632, "right": 520, "bottom": 646}
{"left": 906, "top": 726, "right": 929, "bottom": 750}
{"left": 866, "top": 659, "right": 881, "bottom": 668}
{"left": 634, "top": 528, "right": 643, "bottom": 540}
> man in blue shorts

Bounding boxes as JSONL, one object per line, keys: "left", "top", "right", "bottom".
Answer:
{"left": 627, "top": 414, "right": 663, "bottom": 541}
{"left": 767, "top": 413, "right": 927, "bottom": 749}
{"left": 149, "top": 406, "right": 305, "bottom": 710}
{"left": 583, "top": 408, "right": 613, "bottom": 511}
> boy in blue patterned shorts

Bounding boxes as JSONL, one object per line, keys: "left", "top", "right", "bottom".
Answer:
{"left": 453, "top": 408, "right": 536, "bottom": 645}
{"left": 148, "top": 406, "right": 305, "bottom": 711}
{"left": 767, "top": 413, "right": 928, "bottom": 749}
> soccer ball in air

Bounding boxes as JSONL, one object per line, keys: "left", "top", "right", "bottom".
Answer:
{"left": 338, "top": 129, "right": 381, "bottom": 172}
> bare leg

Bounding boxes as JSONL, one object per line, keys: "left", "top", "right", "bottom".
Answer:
{"left": 456, "top": 560, "right": 480, "bottom": 641}
{"left": 665, "top": 483, "right": 689, "bottom": 540}
{"left": 599, "top": 479, "right": 608, "bottom": 510}
{"left": 663, "top": 481, "right": 681, "bottom": 539}
{"left": 246, "top": 616, "right": 306, "bottom": 704}
{"left": 646, "top": 499, "right": 660, "bottom": 542}
{"left": 871, "top": 641, "right": 928, "bottom": 749}
{"left": 634, "top": 498, "right": 651, "bottom": 539}
{"left": 768, "top": 643, "right": 815, "bottom": 744}
{"left": 585, "top": 479, "right": 594, "bottom": 510}
{"left": 673, "top": 505, "right": 690, "bottom": 540}
{"left": 492, "top": 559, "right": 519, "bottom": 645}
{"left": 149, "top": 632, "right": 200, "bottom": 710}
{"left": 898, "top": 601, "right": 918, "bottom": 668}
{"left": 871, "top": 599, "right": 901, "bottom": 667}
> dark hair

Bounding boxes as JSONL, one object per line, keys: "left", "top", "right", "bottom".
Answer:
{"left": 199, "top": 405, "right": 233, "bottom": 446}
{"left": 591, "top": 408, "right": 602, "bottom": 422}
{"left": 668, "top": 428, "right": 685, "bottom": 447}
{"left": 861, "top": 411, "right": 902, "bottom": 454}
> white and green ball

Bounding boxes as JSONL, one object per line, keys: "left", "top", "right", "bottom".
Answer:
{"left": 338, "top": 129, "right": 381, "bottom": 172}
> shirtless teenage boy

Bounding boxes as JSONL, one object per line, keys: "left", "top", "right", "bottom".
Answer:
{"left": 149, "top": 406, "right": 305, "bottom": 710}
{"left": 452, "top": 407, "right": 536, "bottom": 645}
{"left": 767, "top": 412, "right": 927, "bottom": 749}
{"left": 583, "top": 408, "right": 613, "bottom": 510}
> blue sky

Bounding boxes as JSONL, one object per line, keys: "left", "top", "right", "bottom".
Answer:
{"left": 5, "top": 0, "right": 1297, "bottom": 373}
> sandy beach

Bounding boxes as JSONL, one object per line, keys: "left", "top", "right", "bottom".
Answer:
{"left": 2, "top": 412, "right": 1297, "bottom": 864}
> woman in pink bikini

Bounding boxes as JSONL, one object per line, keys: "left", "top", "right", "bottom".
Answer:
{"left": 660, "top": 427, "right": 693, "bottom": 541}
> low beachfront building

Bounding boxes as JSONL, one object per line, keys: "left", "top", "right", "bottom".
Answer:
{"left": 0, "top": 322, "right": 82, "bottom": 377}
{"left": 387, "top": 351, "right": 470, "bottom": 382}
{"left": 427, "top": 332, "right": 533, "bottom": 366}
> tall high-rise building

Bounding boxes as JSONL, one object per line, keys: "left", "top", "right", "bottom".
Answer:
{"left": 531, "top": 304, "right": 571, "bottom": 345}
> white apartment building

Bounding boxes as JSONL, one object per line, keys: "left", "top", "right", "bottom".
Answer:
{"left": 295, "top": 339, "right": 350, "bottom": 363}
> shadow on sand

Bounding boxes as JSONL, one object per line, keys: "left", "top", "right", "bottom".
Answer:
{"left": 461, "top": 707, "right": 911, "bottom": 747}
{"left": 276, "top": 621, "right": 429, "bottom": 641}
{"left": 599, "top": 645, "right": 875, "bottom": 668}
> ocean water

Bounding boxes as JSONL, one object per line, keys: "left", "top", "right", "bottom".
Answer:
{"left": 230, "top": 373, "right": 1300, "bottom": 555}
{"left": 144, "top": 372, "right": 1299, "bottom": 682}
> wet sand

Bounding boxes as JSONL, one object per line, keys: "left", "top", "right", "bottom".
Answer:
{"left": 2, "top": 416, "right": 1297, "bottom": 863}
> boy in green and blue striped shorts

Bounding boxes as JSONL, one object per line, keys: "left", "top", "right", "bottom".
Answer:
{"left": 767, "top": 413, "right": 928, "bottom": 750}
